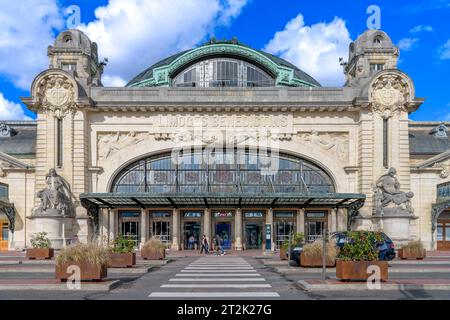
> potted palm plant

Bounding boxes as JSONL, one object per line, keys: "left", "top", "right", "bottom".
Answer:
{"left": 336, "top": 231, "right": 388, "bottom": 281}
{"left": 398, "top": 240, "right": 426, "bottom": 260}
{"left": 300, "top": 239, "right": 337, "bottom": 267}
{"left": 27, "top": 232, "right": 54, "bottom": 260}
{"left": 108, "top": 235, "right": 136, "bottom": 268}
{"left": 55, "top": 242, "right": 109, "bottom": 281}
{"left": 141, "top": 238, "right": 166, "bottom": 260}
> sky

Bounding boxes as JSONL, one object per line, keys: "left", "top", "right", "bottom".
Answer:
{"left": 0, "top": 0, "right": 449, "bottom": 121}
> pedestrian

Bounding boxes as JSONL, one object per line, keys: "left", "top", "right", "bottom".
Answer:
{"left": 188, "top": 235, "right": 195, "bottom": 250}
{"left": 219, "top": 236, "right": 225, "bottom": 256}
{"left": 200, "top": 235, "right": 208, "bottom": 254}
{"left": 214, "top": 235, "right": 220, "bottom": 256}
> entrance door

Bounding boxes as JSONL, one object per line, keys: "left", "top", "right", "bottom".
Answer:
{"left": 0, "top": 221, "right": 8, "bottom": 251}
{"left": 437, "top": 220, "right": 450, "bottom": 250}
{"left": 245, "top": 223, "right": 262, "bottom": 249}
{"left": 184, "top": 221, "right": 201, "bottom": 250}
{"left": 215, "top": 222, "right": 231, "bottom": 249}
{"left": 306, "top": 221, "right": 325, "bottom": 242}
{"left": 120, "top": 221, "right": 140, "bottom": 247}
{"left": 152, "top": 221, "right": 171, "bottom": 245}
{"left": 275, "top": 221, "right": 295, "bottom": 249}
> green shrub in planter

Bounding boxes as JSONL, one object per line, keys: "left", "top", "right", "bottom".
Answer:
{"left": 337, "top": 231, "right": 382, "bottom": 261}
{"left": 30, "top": 232, "right": 52, "bottom": 249}
{"left": 111, "top": 235, "right": 135, "bottom": 254}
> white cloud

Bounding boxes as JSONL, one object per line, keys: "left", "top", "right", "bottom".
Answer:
{"left": 78, "top": 0, "right": 249, "bottom": 85}
{"left": 398, "top": 38, "right": 419, "bottom": 51}
{"left": 410, "top": 25, "right": 433, "bottom": 33}
{"left": 439, "top": 40, "right": 450, "bottom": 60}
{"left": 102, "top": 75, "right": 127, "bottom": 87}
{"left": 263, "top": 14, "right": 351, "bottom": 87}
{"left": 0, "top": 93, "right": 32, "bottom": 120}
{"left": 0, "top": 1, "right": 63, "bottom": 90}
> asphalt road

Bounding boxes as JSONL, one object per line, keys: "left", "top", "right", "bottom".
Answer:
{"left": 0, "top": 256, "right": 450, "bottom": 300}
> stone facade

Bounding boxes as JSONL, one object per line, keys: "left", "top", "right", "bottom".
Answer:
{"left": 0, "top": 29, "right": 448, "bottom": 251}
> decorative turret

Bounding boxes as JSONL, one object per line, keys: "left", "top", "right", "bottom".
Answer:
{"left": 344, "top": 30, "right": 399, "bottom": 87}
{"left": 47, "top": 29, "right": 104, "bottom": 88}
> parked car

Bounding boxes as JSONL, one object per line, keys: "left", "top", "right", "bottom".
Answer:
{"left": 331, "top": 231, "right": 396, "bottom": 261}
{"left": 289, "top": 246, "right": 303, "bottom": 265}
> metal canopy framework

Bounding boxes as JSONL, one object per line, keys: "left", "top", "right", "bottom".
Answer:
{"left": 80, "top": 192, "right": 365, "bottom": 210}
{"left": 0, "top": 198, "right": 15, "bottom": 232}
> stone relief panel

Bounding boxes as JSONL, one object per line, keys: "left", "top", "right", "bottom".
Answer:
{"left": 370, "top": 73, "right": 411, "bottom": 119}
{"left": 97, "top": 131, "right": 149, "bottom": 160}
{"left": 35, "top": 74, "right": 77, "bottom": 119}
{"left": 298, "top": 130, "right": 349, "bottom": 163}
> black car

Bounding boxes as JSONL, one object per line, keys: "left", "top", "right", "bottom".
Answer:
{"left": 331, "top": 231, "right": 396, "bottom": 261}
{"left": 289, "top": 246, "right": 303, "bottom": 265}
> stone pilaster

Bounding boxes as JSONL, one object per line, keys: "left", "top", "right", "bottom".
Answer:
{"left": 235, "top": 209, "right": 243, "bottom": 251}
{"left": 266, "top": 208, "right": 274, "bottom": 251}
{"left": 171, "top": 209, "right": 180, "bottom": 250}
{"left": 203, "top": 208, "right": 211, "bottom": 247}
{"left": 297, "top": 209, "right": 305, "bottom": 234}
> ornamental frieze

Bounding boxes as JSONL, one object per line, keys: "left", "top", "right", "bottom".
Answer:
{"left": 370, "top": 73, "right": 411, "bottom": 118}
{"left": 97, "top": 132, "right": 149, "bottom": 160}
{"left": 298, "top": 131, "right": 349, "bottom": 162}
{"left": 35, "top": 74, "right": 77, "bottom": 119}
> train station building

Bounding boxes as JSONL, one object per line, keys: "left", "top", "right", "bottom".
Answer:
{"left": 0, "top": 28, "right": 449, "bottom": 252}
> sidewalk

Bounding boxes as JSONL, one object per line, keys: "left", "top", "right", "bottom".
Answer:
{"left": 298, "top": 279, "right": 450, "bottom": 291}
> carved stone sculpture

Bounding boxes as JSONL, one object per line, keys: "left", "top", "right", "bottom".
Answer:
{"left": 97, "top": 131, "right": 147, "bottom": 160}
{"left": 33, "top": 169, "right": 73, "bottom": 216}
{"left": 370, "top": 73, "right": 410, "bottom": 118}
{"left": 299, "top": 130, "right": 349, "bottom": 162}
{"left": 374, "top": 167, "right": 414, "bottom": 216}
{"left": 35, "top": 74, "right": 77, "bottom": 119}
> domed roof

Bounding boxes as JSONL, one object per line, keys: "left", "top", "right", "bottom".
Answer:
{"left": 126, "top": 39, "right": 321, "bottom": 88}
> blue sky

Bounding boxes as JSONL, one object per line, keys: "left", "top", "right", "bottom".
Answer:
{"left": 0, "top": 0, "right": 449, "bottom": 121}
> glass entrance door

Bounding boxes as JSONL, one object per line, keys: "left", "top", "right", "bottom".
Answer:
{"left": 245, "top": 223, "right": 262, "bottom": 249}
{"left": 215, "top": 222, "right": 231, "bottom": 249}
{"left": 437, "top": 220, "right": 450, "bottom": 250}
{"left": 0, "top": 221, "right": 8, "bottom": 251}
{"left": 184, "top": 221, "right": 201, "bottom": 250}
{"left": 306, "top": 221, "right": 325, "bottom": 242}
{"left": 275, "top": 221, "right": 294, "bottom": 249}
{"left": 120, "top": 221, "right": 140, "bottom": 247}
{"left": 152, "top": 221, "right": 171, "bottom": 245}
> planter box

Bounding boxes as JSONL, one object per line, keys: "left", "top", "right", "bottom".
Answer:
{"left": 300, "top": 252, "right": 335, "bottom": 267}
{"left": 26, "top": 248, "right": 54, "bottom": 260}
{"left": 55, "top": 262, "right": 107, "bottom": 281}
{"left": 141, "top": 248, "right": 165, "bottom": 260}
{"left": 398, "top": 248, "right": 426, "bottom": 260}
{"left": 280, "top": 248, "right": 288, "bottom": 260}
{"left": 336, "top": 260, "right": 388, "bottom": 282}
{"left": 108, "top": 252, "right": 136, "bottom": 268}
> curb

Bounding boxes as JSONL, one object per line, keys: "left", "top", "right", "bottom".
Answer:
{"left": 298, "top": 280, "right": 450, "bottom": 291}
{"left": 0, "top": 280, "right": 121, "bottom": 291}
{"left": 275, "top": 267, "right": 450, "bottom": 274}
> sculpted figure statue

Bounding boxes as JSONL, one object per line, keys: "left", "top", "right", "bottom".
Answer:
{"left": 375, "top": 167, "right": 414, "bottom": 213}
{"left": 34, "top": 169, "right": 72, "bottom": 216}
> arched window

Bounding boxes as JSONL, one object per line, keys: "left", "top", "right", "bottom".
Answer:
{"left": 111, "top": 150, "right": 335, "bottom": 194}
{"left": 172, "top": 58, "right": 275, "bottom": 87}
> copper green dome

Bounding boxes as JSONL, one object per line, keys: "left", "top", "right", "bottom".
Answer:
{"left": 126, "top": 39, "right": 321, "bottom": 88}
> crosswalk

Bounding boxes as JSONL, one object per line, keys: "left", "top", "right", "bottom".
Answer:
{"left": 148, "top": 256, "right": 280, "bottom": 299}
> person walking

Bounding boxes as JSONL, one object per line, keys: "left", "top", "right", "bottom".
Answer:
{"left": 200, "top": 235, "right": 209, "bottom": 254}
{"left": 188, "top": 235, "right": 195, "bottom": 250}
{"left": 214, "top": 235, "right": 220, "bottom": 256}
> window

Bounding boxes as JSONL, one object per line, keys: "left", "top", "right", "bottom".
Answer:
{"left": 374, "top": 37, "right": 382, "bottom": 44}
{"left": 111, "top": 149, "right": 335, "bottom": 194}
{"left": 62, "top": 63, "right": 76, "bottom": 72}
{"left": 383, "top": 118, "right": 389, "bottom": 168}
{"left": 0, "top": 183, "right": 8, "bottom": 199}
{"left": 56, "top": 118, "right": 63, "bottom": 167}
{"left": 370, "top": 63, "right": 384, "bottom": 73}
{"left": 172, "top": 58, "right": 274, "bottom": 87}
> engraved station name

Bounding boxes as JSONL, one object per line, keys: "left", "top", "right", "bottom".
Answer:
{"left": 158, "top": 114, "right": 292, "bottom": 128}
